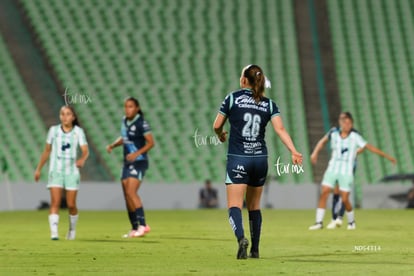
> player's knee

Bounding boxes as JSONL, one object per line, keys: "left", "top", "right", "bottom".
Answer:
{"left": 321, "top": 189, "right": 330, "bottom": 198}
{"left": 50, "top": 200, "right": 61, "bottom": 209}
{"left": 66, "top": 201, "right": 77, "bottom": 211}
{"left": 125, "top": 190, "right": 137, "bottom": 201}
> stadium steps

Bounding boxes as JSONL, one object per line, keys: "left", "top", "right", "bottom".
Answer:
{"left": 293, "top": 0, "right": 342, "bottom": 183}
{"left": 0, "top": 34, "right": 45, "bottom": 181}
{"left": 19, "top": 0, "right": 313, "bottom": 183}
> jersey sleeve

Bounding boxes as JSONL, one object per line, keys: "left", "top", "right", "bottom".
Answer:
{"left": 219, "top": 93, "right": 232, "bottom": 116}
{"left": 46, "top": 126, "right": 55, "bottom": 144}
{"left": 77, "top": 127, "right": 88, "bottom": 146}
{"left": 142, "top": 119, "right": 152, "bottom": 135}
{"left": 326, "top": 127, "right": 337, "bottom": 140}
{"left": 355, "top": 133, "right": 367, "bottom": 148}
{"left": 269, "top": 99, "right": 280, "bottom": 118}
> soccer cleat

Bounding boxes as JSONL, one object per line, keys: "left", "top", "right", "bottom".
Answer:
{"left": 347, "top": 221, "right": 356, "bottom": 230}
{"left": 122, "top": 226, "right": 146, "bottom": 238}
{"left": 66, "top": 230, "right": 76, "bottom": 240}
{"left": 308, "top": 222, "right": 323, "bottom": 230}
{"left": 135, "top": 225, "right": 146, "bottom": 237}
{"left": 327, "top": 218, "right": 343, "bottom": 229}
{"left": 122, "top": 229, "right": 139, "bottom": 238}
{"left": 249, "top": 251, "right": 260, "bottom": 259}
{"left": 326, "top": 220, "right": 337, "bottom": 229}
{"left": 335, "top": 218, "right": 343, "bottom": 227}
{"left": 237, "top": 238, "right": 249, "bottom": 259}
{"left": 144, "top": 224, "right": 151, "bottom": 234}
{"left": 51, "top": 231, "right": 59, "bottom": 240}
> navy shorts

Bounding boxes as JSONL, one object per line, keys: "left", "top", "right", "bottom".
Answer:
{"left": 121, "top": 161, "right": 148, "bottom": 180}
{"left": 225, "top": 155, "right": 268, "bottom": 187}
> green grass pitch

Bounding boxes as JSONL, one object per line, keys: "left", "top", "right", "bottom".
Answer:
{"left": 0, "top": 209, "right": 413, "bottom": 275}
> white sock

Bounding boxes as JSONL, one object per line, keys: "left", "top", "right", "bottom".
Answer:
{"left": 69, "top": 214, "right": 79, "bottom": 231}
{"left": 346, "top": 211, "right": 355, "bottom": 223}
{"left": 49, "top": 214, "right": 59, "bottom": 237}
{"left": 316, "top": 208, "right": 325, "bottom": 224}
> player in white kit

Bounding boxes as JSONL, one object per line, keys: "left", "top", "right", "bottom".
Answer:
{"left": 35, "top": 106, "right": 89, "bottom": 240}
{"left": 309, "top": 112, "right": 396, "bottom": 230}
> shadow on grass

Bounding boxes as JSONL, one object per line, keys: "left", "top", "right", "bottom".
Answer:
{"left": 80, "top": 239, "right": 161, "bottom": 244}
{"left": 271, "top": 253, "right": 411, "bottom": 265}
{"left": 79, "top": 235, "right": 231, "bottom": 243}
{"left": 159, "top": 235, "right": 231, "bottom": 242}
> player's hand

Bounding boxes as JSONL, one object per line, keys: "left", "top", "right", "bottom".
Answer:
{"left": 310, "top": 153, "right": 318, "bottom": 165}
{"left": 76, "top": 159, "right": 86, "bottom": 168}
{"left": 292, "top": 152, "right": 303, "bottom": 165}
{"left": 34, "top": 169, "right": 41, "bottom": 182}
{"left": 218, "top": 131, "right": 227, "bottom": 143}
{"left": 389, "top": 157, "right": 397, "bottom": 165}
{"left": 106, "top": 145, "right": 113, "bottom": 153}
{"left": 126, "top": 152, "right": 139, "bottom": 162}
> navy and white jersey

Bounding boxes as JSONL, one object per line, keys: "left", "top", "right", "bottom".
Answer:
{"left": 219, "top": 88, "right": 280, "bottom": 156}
{"left": 325, "top": 127, "right": 367, "bottom": 175}
{"left": 121, "top": 114, "right": 151, "bottom": 163}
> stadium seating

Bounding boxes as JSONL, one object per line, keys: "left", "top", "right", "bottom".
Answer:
{"left": 18, "top": 0, "right": 312, "bottom": 183}
{"left": 0, "top": 35, "right": 46, "bottom": 181}
{"left": 328, "top": 0, "right": 414, "bottom": 183}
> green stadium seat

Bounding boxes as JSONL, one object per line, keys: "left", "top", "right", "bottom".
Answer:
{"left": 17, "top": 0, "right": 313, "bottom": 183}
{"left": 0, "top": 35, "right": 46, "bottom": 181}
{"left": 328, "top": 0, "right": 414, "bottom": 183}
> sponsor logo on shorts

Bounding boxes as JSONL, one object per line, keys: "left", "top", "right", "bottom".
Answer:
{"left": 232, "top": 164, "right": 247, "bottom": 175}
{"left": 234, "top": 173, "right": 243, "bottom": 179}
{"left": 128, "top": 165, "right": 138, "bottom": 175}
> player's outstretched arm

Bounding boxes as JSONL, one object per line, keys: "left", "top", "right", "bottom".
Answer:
{"left": 364, "top": 143, "right": 397, "bottom": 164}
{"left": 271, "top": 116, "right": 302, "bottom": 165}
{"left": 213, "top": 113, "right": 228, "bottom": 142}
{"left": 34, "top": 143, "right": 52, "bottom": 182}
{"left": 310, "top": 135, "right": 329, "bottom": 165}
{"left": 106, "top": 136, "right": 123, "bottom": 153}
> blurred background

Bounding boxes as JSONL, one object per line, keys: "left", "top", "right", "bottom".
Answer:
{"left": 0, "top": 0, "right": 413, "bottom": 210}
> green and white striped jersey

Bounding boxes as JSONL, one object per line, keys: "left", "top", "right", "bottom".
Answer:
{"left": 326, "top": 127, "right": 367, "bottom": 175}
{"left": 46, "top": 125, "right": 88, "bottom": 175}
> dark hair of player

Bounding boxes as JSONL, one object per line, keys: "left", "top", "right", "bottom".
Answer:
{"left": 62, "top": 105, "right": 79, "bottom": 126}
{"left": 243, "top": 64, "right": 265, "bottom": 103}
{"left": 339, "top": 111, "right": 353, "bottom": 122}
{"left": 124, "top": 97, "right": 144, "bottom": 117}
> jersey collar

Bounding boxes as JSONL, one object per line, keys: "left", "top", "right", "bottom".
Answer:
{"left": 126, "top": 114, "right": 140, "bottom": 126}
{"left": 60, "top": 124, "right": 74, "bottom": 134}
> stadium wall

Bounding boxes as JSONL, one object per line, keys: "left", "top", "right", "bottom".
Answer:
{"left": 0, "top": 182, "right": 409, "bottom": 211}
